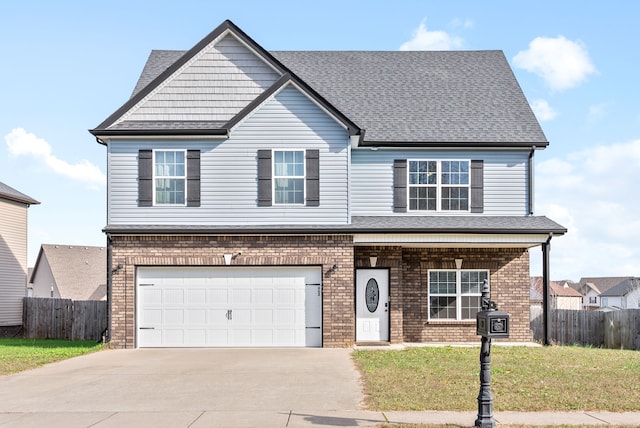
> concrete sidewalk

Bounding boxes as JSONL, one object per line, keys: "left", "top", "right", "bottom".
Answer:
{"left": 1, "top": 409, "right": 640, "bottom": 427}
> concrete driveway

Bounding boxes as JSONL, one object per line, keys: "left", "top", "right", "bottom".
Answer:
{"left": 0, "top": 348, "right": 367, "bottom": 427}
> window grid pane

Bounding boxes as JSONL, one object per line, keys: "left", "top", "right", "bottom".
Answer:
{"left": 154, "top": 151, "right": 186, "bottom": 205}
{"left": 274, "top": 150, "right": 305, "bottom": 204}
{"left": 428, "top": 270, "right": 486, "bottom": 321}
{"left": 430, "top": 296, "right": 457, "bottom": 320}
{"left": 409, "top": 160, "right": 470, "bottom": 211}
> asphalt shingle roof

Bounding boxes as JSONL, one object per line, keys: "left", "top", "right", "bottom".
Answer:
{"left": 115, "top": 42, "right": 547, "bottom": 145}
{"left": 0, "top": 181, "right": 39, "bottom": 205}
{"left": 31, "top": 244, "right": 106, "bottom": 301}
{"left": 600, "top": 277, "right": 640, "bottom": 297}
{"left": 103, "top": 215, "right": 566, "bottom": 235}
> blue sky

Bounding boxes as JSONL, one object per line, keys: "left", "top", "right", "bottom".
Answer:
{"left": 1, "top": 1, "right": 638, "bottom": 280}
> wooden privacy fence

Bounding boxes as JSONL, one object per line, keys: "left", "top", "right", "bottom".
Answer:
{"left": 23, "top": 297, "right": 108, "bottom": 341}
{"left": 530, "top": 307, "right": 640, "bottom": 350}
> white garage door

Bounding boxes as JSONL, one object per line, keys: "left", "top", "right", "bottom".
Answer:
{"left": 136, "top": 267, "right": 322, "bottom": 348}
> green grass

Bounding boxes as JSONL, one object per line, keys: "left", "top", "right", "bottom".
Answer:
{"left": 0, "top": 338, "right": 103, "bottom": 375}
{"left": 353, "top": 345, "right": 640, "bottom": 412}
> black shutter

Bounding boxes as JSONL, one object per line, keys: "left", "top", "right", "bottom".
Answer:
{"left": 138, "top": 150, "right": 153, "bottom": 207}
{"left": 257, "top": 150, "right": 272, "bottom": 206}
{"left": 470, "top": 159, "right": 484, "bottom": 213}
{"left": 306, "top": 149, "right": 319, "bottom": 206}
{"left": 186, "top": 150, "right": 200, "bottom": 207}
{"left": 393, "top": 159, "right": 407, "bottom": 213}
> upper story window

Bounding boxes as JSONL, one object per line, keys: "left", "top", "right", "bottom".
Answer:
{"left": 408, "top": 160, "right": 470, "bottom": 211}
{"left": 428, "top": 269, "right": 487, "bottom": 321}
{"left": 274, "top": 150, "right": 305, "bottom": 204}
{"left": 154, "top": 150, "right": 186, "bottom": 205}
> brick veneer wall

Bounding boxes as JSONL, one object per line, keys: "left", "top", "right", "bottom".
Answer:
{"left": 108, "top": 234, "right": 354, "bottom": 349}
{"left": 355, "top": 247, "right": 532, "bottom": 343}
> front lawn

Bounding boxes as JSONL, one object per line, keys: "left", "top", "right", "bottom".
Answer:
{"left": 0, "top": 338, "right": 103, "bottom": 375}
{"left": 353, "top": 345, "right": 640, "bottom": 412}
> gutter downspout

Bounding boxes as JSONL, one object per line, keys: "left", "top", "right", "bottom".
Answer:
{"left": 542, "top": 233, "right": 552, "bottom": 346}
{"left": 528, "top": 146, "right": 536, "bottom": 215}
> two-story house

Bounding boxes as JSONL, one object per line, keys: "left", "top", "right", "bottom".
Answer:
{"left": 90, "top": 20, "right": 566, "bottom": 348}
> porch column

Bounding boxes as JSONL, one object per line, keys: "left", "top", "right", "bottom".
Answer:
{"left": 542, "top": 235, "right": 552, "bottom": 346}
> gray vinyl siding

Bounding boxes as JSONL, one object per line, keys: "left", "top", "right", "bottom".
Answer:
{"left": 108, "top": 86, "right": 350, "bottom": 225}
{"left": 120, "top": 34, "right": 281, "bottom": 124}
{"left": 0, "top": 198, "right": 28, "bottom": 325}
{"left": 351, "top": 149, "right": 529, "bottom": 216}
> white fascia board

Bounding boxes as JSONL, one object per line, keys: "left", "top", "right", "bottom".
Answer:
{"left": 353, "top": 233, "right": 551, "bottom": 248}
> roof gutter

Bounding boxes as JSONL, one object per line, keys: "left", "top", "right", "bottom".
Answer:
{"left": 102, "top": 225, "right": 567, "bottom": 236}
{"left": 359, "top": 141, "right": 549, "bottom": 149}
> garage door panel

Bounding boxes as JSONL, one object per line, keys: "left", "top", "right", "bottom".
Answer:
{"left": 141, "top": 308, "right": 162, "bottom": 325}
{"left": 137, "top": 267, "right": 322, "bottom": 348}
{"left": 208, "top": 309, "right": 229, "bottom": 325}
{"left": 139, "top": 328, "right": 161, "bottom": 346}
{"left": 187, "top": 289, "right": 206, "bottom": 304}
{"left": 254, "top": 308, "right": 274, "bottom": 324}
{"left": 186, "top": 329, "right": 206, "bottom": 346}
{"left": 164, "top": 309, "right": 184, "bottom": 324}
{"left": 232, "top": 308, "right": 252, "bottom": 324}
{"left": 164, "top": 329, "right": 185, "bottom": 346}
{"left": 207, "top": 288, "right": 228, "bottom": 305}
{"left": 207, "top": 328, "right": 229, "bottom": 345}
{"left": 186, "top": 309, "right": 206, "bottom": 324}
{"left": 254, "top": 288, "right": 274, "bottom": 305}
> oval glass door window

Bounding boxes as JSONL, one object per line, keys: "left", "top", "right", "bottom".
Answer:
{"left": 365, "top": 278, "right": 379, "bottom": 312}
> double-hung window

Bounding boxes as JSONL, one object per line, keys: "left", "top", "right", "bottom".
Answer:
{"left": 428, "top": 270, "right": 487, "bottom": 321}
{"left": 273, "top": 150, "right": 305, "bottom": 204}
{"left": 154, "top": 150, "right": 186, "bottom": 205}
{"left": 408, "top": 160, "right": 470, "bottom": 211}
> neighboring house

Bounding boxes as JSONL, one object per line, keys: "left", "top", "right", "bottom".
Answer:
{"left": 599, "top": 277, "right": 640, "bottom": 310}
{"left": 576, "top": 277, "right": 628, "bottom": 311}
{"left": 89, "top": 20, "right": 566, "bottom": 349}
{"left": 30, "top": 244, "right": 106, "bottom": 300}
{"left": 0, "top": 181, "right": 39, "bottom": 326}
{"left": 530, "top": 277, "right": 582, "bottom": 310}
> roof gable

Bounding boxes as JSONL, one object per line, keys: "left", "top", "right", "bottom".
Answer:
{"left": 600, "top": 277, "right": 640, "bottom": 297}
{"left": 91, "top": 20, "right": 359, "bottom": 141}
{"left": 272, "top": 50, "right": 547, "bottom": 146}
{"left": 119, "top": 32, "right": 281, "bottom": 126}
{"left": 31, "top": 244, "right": 106, "bottom": 300}
{"left": 92, "top": 20, "right": 546, "bottom": 148}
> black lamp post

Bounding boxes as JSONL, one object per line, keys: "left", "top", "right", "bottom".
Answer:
{"left": 475, "top": 279, "right": 510, "bottom": 428}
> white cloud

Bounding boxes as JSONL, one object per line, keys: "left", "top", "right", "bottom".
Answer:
{"left": 400, "top": 19, "right": 463, "bottom": 51}
{"left": 513, "top": 36, "right": 597, "bottom": 91}
{"left": 5, "top": 128, "right": 105, "bottom": 187}
{"left": 532, "top": 139, "right": 640, "bottom": 280}
{"left": 530, "top": 99, "right": 557, "bottom": 121}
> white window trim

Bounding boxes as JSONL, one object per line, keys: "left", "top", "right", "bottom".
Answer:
{"left": 272, "top": 149, "right": 306, "bottom": 205}
{"left": 407, "top": 159, "right": 471, "bottom": 212}
{"left": 427, "top": 269, "right": 487, "bottom": 321}
{"left": 153, "top": 149, "right": 187, "bottom": 206}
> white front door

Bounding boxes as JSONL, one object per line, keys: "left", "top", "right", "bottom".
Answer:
{"left": 356, "top": 269, "right": 389, "bottom": 342}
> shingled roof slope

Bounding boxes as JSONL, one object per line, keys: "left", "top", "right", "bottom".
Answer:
{"left": 31, "top": 245, "right": 106, "bottom": 300}
{"left": 0, "top": 181, "right": 39, "bottom": 205}
{"left": 600, "top": 277, "right": 640, "bottom": 297}
{"left": 115, "top": 33, "right": 547, "bottom": 146}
